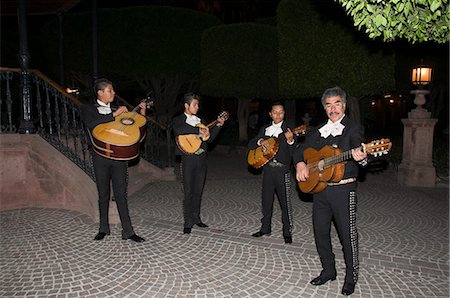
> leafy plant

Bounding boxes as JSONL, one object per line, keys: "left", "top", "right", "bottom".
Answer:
{"left": 336, "top": 0, "right": 450, "bottom": 43}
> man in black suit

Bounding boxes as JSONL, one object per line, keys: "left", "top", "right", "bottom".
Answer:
{"left": 80, "top": 78, "right": 146, "bottom": 242}
{"left": 294, "top": 86, "right": 367, "bottom": 296}
{"left": 249, "top": 102, "right": 296, "bottom": 244}
{"left": 172, "top": 93, "right": 225, "bottom": 234}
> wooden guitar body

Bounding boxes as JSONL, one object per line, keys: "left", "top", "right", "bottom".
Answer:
{"left": 247, "top": 124, "right": 307, "bottom": 169}
{"left": 299, "top": 146, "right": 345, "bottom": 193}
{"left": 91, "top": 112, "right": 147, "bottom": 160}
{"left": 176, "top": 134, "right": 203, "bottom": 155}
{"left": 298, "top": 139, "right": 392, "bottom": 194}
{"left": 175, "top": 111, "right": 229, "bottom": 155}
{"left": 247, "top": 138, "right": 280, "bottom": 169}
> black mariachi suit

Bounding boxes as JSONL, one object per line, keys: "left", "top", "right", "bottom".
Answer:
{"left": 248, "top": 121, "right": 295, "bottom": 237}
{"left": 172, "top": 113, "right": 222, "bottom": 229}
{"left": 293, "top": 115, "right": 364, "bottom": 285}
{"left": 80, "top": 103, "right": 136, "bottom": 238}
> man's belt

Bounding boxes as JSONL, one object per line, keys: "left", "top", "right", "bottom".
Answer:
{"left": 327, "top": 177, "right": 356, "bottom": 186}
{"left": 267, "top": 159, "right": 286, "bottom": 167}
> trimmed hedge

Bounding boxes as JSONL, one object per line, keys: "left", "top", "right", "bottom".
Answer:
{"left": 277, "top": 0, "right": 395, "bottom": 98}
{"left": 200, "top": 23, "right": 278, "bottom": 99}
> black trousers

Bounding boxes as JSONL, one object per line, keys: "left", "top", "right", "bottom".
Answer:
{"left": 313, "top": 183, "right": 359, "bottom": 284}
{"left": 92, "top": 154, "right": 134, "bottom": 238}
{"left": 181, "top": 154, "right": 207, "bottom": 228}
{"left": 260, "top": 165, "right": 293, "bottom": 237}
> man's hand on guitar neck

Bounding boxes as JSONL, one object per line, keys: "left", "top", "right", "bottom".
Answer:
{"left": 295, "top": 162, "right": 309, "bottom": 182}
{"left": 138, "top": 102, "right": 147, "bottom": 116}
{"left": 113, "top": 106, "right": 128, "bottom": 117}
{"left": 351, "top": 144, "right": 367, "bottom": 162}
{"left": 216, "top": 115, "right": 226, "bottom": 126}
{"left": 284, "top": 128, "right": 294, "bottom": 144}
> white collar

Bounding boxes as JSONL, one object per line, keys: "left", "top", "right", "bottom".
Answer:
{"left": 265, "top": 121, "right": 283, "bottom": 137}
{"left": 185, "top": 113, "right": 201, "bottom": 127}
{"left": 97, "top": 99, "right": 110, "bottom": 107}
{"left": 96, "top": 99, "right": 112, "bottom": 115}
{"left": 319, "top": 115, "right": 346, "bottom": 138}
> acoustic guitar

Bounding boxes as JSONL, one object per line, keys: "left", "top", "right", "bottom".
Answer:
{"left": 176, "top": 111, "right": 229, "bottom": 154}
{"left": 298, "top": 138, "right": 392, "bottom": 194}
{"left": 90, "top": 98, "right": 153, "bottom": 160}
{"left": 247, "top": 125, "right": 307, "bottom": 169}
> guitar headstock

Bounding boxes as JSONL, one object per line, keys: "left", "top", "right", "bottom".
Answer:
{"left": 292, "top": 124, "right": 307, "bottom": 136}
{"left": 364, "top": 138, "right": 392, "bottom": 157}
{"left": 218, "top": 111, "right": 230, "bottom": 121}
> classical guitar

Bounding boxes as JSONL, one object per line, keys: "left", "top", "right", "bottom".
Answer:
{"left": 90, "top": 98, "right": 153, "bottom": 160}
{"left": 176, "top": 111, "right": 229, "bottom": 154}
{"left": 298, "top": 138, "right": 392, "bottom": 194}
{"left": 247, "top": 125, "right": 307, "bottom": 169}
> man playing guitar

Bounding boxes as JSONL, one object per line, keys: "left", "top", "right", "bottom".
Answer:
{"left": 248, "top": 102, "right": 296, "bottom": 244}
{"left": 172, "top": 93, "right": 226, "bottom": 234}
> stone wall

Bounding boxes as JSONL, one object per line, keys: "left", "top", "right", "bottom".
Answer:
{"left": 0, "top": 134, "right": 99, "bottom": 221}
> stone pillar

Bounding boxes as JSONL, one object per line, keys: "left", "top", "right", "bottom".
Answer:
{"left": 398, "top": 89, "right": 437, "bottom": 187}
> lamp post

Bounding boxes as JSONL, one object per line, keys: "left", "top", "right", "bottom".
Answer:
{"left": 409, "top": 65, "right": 432, "bottom": 118}
{"left": 398, "top": 63, "right": 437, "bottom": 187}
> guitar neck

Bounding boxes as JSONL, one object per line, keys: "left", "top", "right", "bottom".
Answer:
{"left": 323, "top": 145, "right": 362, "bottom": 168}
{"left": 206, "top": 120, "right": 218, "bottom": 129}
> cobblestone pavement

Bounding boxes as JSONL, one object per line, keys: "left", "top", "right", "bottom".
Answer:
{"left": 1, "top": 149, "right": 448, "bottom": 297}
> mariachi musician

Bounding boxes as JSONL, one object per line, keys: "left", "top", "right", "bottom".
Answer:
{"left": 80, "top": 78, "right": 146, "bottom": 242}
{"left": 172, "top": 93, "right": 225, "bottom": 235}
{"left": 248, "top": 102, "right": 296, "bottom": 244}
{"left": 294, "top": 86, "right": 367, "bottom": 296}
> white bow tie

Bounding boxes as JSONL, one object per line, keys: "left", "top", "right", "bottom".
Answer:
{"left": 97, "top": 106, "right": 112, "bottom": 115}
{"left": 185, "top": 114, "right": 201, "bottom": 127}
{"left": 319, "top": 120, "right": 345, "bottom": 138}
{"left": 265, "top": 122, "right": 283, "bottom": 137}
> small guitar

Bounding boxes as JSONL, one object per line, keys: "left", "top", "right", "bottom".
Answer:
{"left": 176, "top": 111, "right": 230, "bottom": 154}
{"left": 298, "top": 138, "right": 392, "bottom": 194}
{"left": 90, "top": 98, "right": 153, "bottom": 160}
{"left": 247, "top": 125, "right": 307, "bottom": 169}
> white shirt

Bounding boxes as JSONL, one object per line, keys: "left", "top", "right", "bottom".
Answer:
{"left": 265, "top": 121, "right": 283, "bottom": 137}
{"left": 319, "top": 115, "right": 346, "bottom": 138}
{"left": 96, "top": 99, "right": 112, "bottom": 115}
{"left": 185, "top": 113, "right": 201, "bottom": 127}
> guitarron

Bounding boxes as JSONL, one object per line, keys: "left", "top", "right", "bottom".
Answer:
{"left": 90, "top": 98, "right": 153, "bottom": 160}
{"left": 247, "top": 125, "right": 307, "bottom": 169}
{"left": 298, "top": 138, "right": 392, "bottom": 194}
{"left": 176, "top": 111, "right": 230, "bottom": 154}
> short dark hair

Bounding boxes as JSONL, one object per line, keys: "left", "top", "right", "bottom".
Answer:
{"left": 321, "top": 86, "right": 347, "bottom": 107}
{"left": 183, "top": 92, "right": 200, "bottom": 105}
{"left": 93, "top": 78, "right": 112, "bottom": 94}
{"left": 270, "top": 101, "right": 285, "bottom": 109}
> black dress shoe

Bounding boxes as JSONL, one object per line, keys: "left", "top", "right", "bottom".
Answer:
{"left": 93, "top": 232, "right": 109, "bottom": 240}
{"left": 251, "top": 231, "right": 271, "bottom": 237}
{"left": 284, "top": 236, "right": 292, "bottom": 244}
{"left": 195, "top": 222, "right": 208, "bottom": 228}
{"left": 183, "top": 228, "right": 192, "bottom": 234}
{"left": 310, "top": 274, "right": 336, "bottom": 286}
{"left": 341, "top": 283, "right": 355, "bottom": 295}
{"left": 123, "top": 234, "right": 145, "bottom": 242}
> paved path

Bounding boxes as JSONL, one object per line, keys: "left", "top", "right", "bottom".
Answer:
{"left": 1, "top": 148, "right": 448, "bottom": 297}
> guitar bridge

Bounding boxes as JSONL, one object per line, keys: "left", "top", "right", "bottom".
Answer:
{"left": 106, "top": 128, "right": 129, "bottom": 136}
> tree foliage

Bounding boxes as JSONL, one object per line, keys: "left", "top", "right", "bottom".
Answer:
{"left": 336, "top": 0, "right": 450, "bottom": 43}
{"left": 200, "top": 23, "right": 278, "bottom": 141}
{"left": 278, "top": 0, "right": 395, "bottom": 99}
{"left": 40, "top": 6, "right": 221, "bottom": 126}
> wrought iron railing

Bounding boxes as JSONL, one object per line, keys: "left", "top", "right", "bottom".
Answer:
{"left": 0, "top": 67, "right": 175, "bottom": 182}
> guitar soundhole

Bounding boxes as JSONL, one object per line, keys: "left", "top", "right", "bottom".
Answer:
{"left": 120, "top": 118, "right": 135, "bottom": 125}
